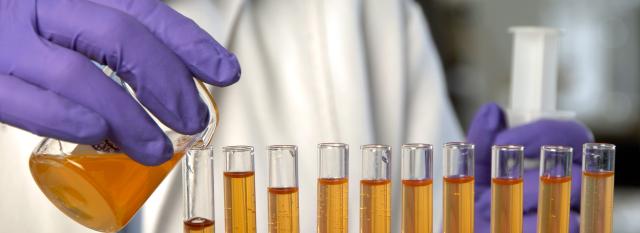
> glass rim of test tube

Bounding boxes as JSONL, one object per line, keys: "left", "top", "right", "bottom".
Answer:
{"left": 582, "top": 143, "right": 615, "bottom": 173}
{"left": 268, "top": 145, "right": 298, "bottom": 188}
{"left": 443, "top": 142, "right": 475, "bottom": 178}
{"left": 318, "top": 143, "right": 349, "bottom": 179}
{"left": 491, "top": 145, "right": 524, "bottom": 179}
{"left": 361, "top": 144, "right": 392, "bottom": 150}
{"left": 319, "top": 142, "right": 349, "bottom": 148}
{"left": 223, "top": 145, "right": 255, "bottom": 172}
{"left": 223, "top": 145, "right": 254, "bottom": 152}
{"left": 361, "top": 144, "right": 392, "bottom": 180}
{"left": 539, "top": 145, "right": 573, "bottom": 178}
{"left": 188, "top": 144, "right": 215, "bottom": 152}
{"left": 401, "top": 143, "right": 433, "bottom": 180}
{"left": 268, "top": 144, "right": 298, "bottom": 150}
{"left": 183, "top": 144, "right": 215, "bottom": 228}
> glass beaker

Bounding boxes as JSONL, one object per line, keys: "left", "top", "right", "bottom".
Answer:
{"left": 28, "top": 65, "right": 218, "bottom": 232}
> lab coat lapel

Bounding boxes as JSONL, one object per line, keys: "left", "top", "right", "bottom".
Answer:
{"left": 319, "top": 0, "right": 375, "bottom": 142}
{"left": 166, "top": 0, "right": 246, "bottom": 47}
{"left": 318, "top": 0, "right": 407, "bottom": 145}
{"left": 210, "top": 0, "right": 246, "bottom": 46}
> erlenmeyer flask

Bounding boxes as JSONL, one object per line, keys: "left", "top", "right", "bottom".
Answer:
{"left": 28, "top": 65, "right": 218, "bottom": 232}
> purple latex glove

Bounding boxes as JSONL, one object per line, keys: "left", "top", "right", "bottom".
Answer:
{"left": 467, "top": 103, "right": 593, "bottom": 233}
{"left": 0, "top": 0, "right": 240, "bottom": 165}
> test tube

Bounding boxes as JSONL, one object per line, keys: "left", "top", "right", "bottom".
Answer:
{"left": 360, "top": 144, "right": 392, "bottom": 233}
{"left": 491, "top": 145, "right": 524, "bottom": 233}
{"left": 317, "top": 143, "right": 349, "bottom": 233}
{"left": 267, "top": 145, "right": 300, "bottom": 233}
{"left": 442, "top": 142, "right": 474, "bottom": 233}
{"left": 223, "top": 146, "right": 257, "bottom": 233}
{"left": 580, "top": 143, "right": 615, "bottom": 233}
{"left": 401, "top": 144, "right": 433, "bottom": 233}
{"left": 537, "top": 145, "right": 572, "bottom": 233}
{"left": 183, "top": 145, "right": 215, "bottom": 233}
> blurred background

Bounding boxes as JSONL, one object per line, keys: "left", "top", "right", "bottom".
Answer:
{"left": 415, "top": 0, "right": 640, "bottom": 231}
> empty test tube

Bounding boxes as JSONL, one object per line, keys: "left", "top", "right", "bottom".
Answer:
{"left": 268, "top": 145, "right": 300, "bottom": 233}
{"left": 580, "top": 143, "right": 615, "bottom": 233}
{"left": 317, "top": 143, "right": 349, "bottom": 233}
{"left": 360, "top": 144, "right": 392, "bottom": 233}
{"left": 401, "top": 144, "right": 433, "bottom": 233}
{"left": 183, "top": 145, "right": 215, "bottom": 233}
{"left": 491, "top": 145, "right": 524, "bottom": 233}
{"left": 442, "top": 142, "right": 474, "bottom": 233}
{"left": 537, "top": 146, "right": 572, "bottom": 233}
{"left": 223, "top": 146, "right": 257, "bottom": 233}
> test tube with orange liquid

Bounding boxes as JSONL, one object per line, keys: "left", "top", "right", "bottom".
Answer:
{"left": 360, "top": 144, "right": 392, "bottom": 233}
{"left": 537, "top": 145, "right": 572, "bottom": 233}
{"left": 267, "top": 145, "right": 300, "bottom": 233}
{"left": 183, "top": 145, "right": 215, "bottom": 233}
{"left": 442, "top": 142, "right": 474, "bottom": 233}
{"left": 491, "top": 145, "right": 524, "bottom": 233}
{"left": 317, "top": 143, "right": 349, "bottom": 233}
{"left": 223, "top": 146, "right": 257, "bottom": 233}
{"left": 580, "top": 143, "right": 615, "bottom": 233}
{"left": 401, "top": 144, "right": 433, "bottom": 233}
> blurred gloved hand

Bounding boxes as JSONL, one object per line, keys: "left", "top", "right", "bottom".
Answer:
{"left": 0, "top": 0, "right": 240, "bottom": 165}
{"left": 467, "top": 103, "right": 593, "bottom": 233}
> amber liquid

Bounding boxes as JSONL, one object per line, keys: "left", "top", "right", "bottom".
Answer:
{"left": 443, "top": 176, "right": 474, "bottom": 233}
{"left": 185, "top": 217, "right": 215, "bottom": 233}
{"left": 580, "top": 171, "right": 614, "bottom": 233}
{"left": 224, "top": 172, "right": 257, "bottom": 233}
{"left": 29, "top": 152, "right": 182, "bottom": 232}
{"left": 317, "top": 178, "right": 348, "bottom": 233}
{"left": 402, "top": 179, "right": 433, "bottom": 233}
{"left": 491, "top": 178, "right": 523, "bottom": 233}
{"left": 359, "top": 179, "right": 391, "bottom": 233}
{"left": 268, "top": 187, "right": 300, "bottom": 233}
{"left": 537, "top": 176, "right": 571, "bottom": 233}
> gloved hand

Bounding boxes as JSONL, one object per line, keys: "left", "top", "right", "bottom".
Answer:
{"left": 468, "top": 103, "right": 593, "bottom": 233}
{"left": 0, "top": 0, "right": 240, "bottom": 165}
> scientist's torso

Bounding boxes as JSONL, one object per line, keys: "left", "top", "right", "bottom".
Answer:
{"left": 0, "top": 0, "right": 462, "bottom": 232}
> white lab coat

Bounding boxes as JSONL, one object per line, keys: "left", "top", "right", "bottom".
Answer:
{"left": 0, "top": 0, "right": 462, "bottom": 232}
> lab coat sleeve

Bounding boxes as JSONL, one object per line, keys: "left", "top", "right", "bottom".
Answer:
{"left": 404, "top": 1, "right": 464, "bottom": 144}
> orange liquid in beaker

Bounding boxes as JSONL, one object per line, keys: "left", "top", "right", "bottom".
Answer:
{"left": 29, "top": 152, "right": 182, "bottom": 232}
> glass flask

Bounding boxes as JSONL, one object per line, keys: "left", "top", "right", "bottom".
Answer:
{"left": 28, "top": 65, "right": 218, "bottom": 232}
